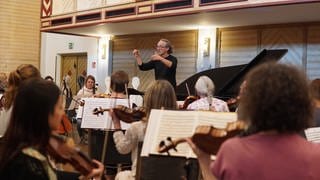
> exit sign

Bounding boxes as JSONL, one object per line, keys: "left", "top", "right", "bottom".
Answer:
{"left": 68, "top": 42, "right": 74, "bottom": 49}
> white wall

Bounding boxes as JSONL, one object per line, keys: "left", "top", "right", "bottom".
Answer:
{"left": 40, "top": 32, "right": 99, "bottom": 88}
{"left": 97, "top": 36, "right": 112, "bottom": 92}
{"left": 197, "top": 28, "right": 217, "bottom": 72}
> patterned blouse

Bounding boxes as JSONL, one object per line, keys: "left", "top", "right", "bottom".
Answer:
{"left": 187, "top": 97, "right": 229, "bottom": 112}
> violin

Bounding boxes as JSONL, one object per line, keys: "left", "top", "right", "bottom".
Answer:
{"left": 180, "top": 95, "right": 199, "bottom": 109}
{"left": 94, "top": 93, "right": 111, "bottom": 98}
{"left": 93, "top": 105, "right": 146, "bottom": 123}
{"left": 226, "top": 96, "right": 240, "bottom": 112}
{"left": 47, "top": 133, "right": 97, "bottom": 175}
{"left": 158, "top": 121, "right": 246, "bottom": 155}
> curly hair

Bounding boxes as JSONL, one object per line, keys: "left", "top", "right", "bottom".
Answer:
{"left": 240, "top": 63, "right": 313, "bottom": 133}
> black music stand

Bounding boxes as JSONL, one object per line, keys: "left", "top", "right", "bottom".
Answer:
{"left": 139, "top": 155, "right": 200, "bottom": 180}
{"left": 89, "top": 130, "right": 132, "bottom": 173}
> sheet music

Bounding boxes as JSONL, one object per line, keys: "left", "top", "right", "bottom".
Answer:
{"left": 150, "top": 110, "right": 197, "bottom": 157}
{"left": 141, "top": 109, "right": 161, "bottom": 157}
{"left": 141, "top": 110, "right": 239, "bottom": 158}
{"left": 130, "top": 95, "right": 143, "bottom": 108}
{"left": 76, "top": 105, "right": 84, "bottom": 119}
{"left": 81, "top": 98, "right": 129, "bottom": 129}
{"left": 305, "top": 127, "right": 320, "bottom": 143}
{"left": 197, "top": 112, "right": 237, "bottom": 128}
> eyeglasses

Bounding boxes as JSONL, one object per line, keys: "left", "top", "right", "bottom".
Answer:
{"left": 156, "top": 45, "right": 167, "bottom": 49}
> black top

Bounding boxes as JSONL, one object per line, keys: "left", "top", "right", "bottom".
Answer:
{"left": 138, "top": 55, "right": 177, "bottom": 88}
{"left": 0, "top": 152, "right": 50, "bottom": 180}
{"left": 0, "top": 151, "right": 80, "bottom": 180}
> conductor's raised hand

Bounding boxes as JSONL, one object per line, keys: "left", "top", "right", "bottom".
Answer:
{"left": 133, "top": 49, "right": 140, "bottom": 58}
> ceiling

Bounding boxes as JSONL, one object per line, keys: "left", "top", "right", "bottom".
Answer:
{"left": 54, "top": 2, "right": 320, "bottom": 37}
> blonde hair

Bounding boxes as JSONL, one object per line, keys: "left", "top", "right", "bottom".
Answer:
{"left": 143, "top": 80, "right": 177, "bottom": 120}
{"left": 4, "top": 64, "right": 40, "bottom": 109}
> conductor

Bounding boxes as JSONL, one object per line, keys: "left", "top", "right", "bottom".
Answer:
{"left": 133, "top": 39, "right": 177, "bottom": 88}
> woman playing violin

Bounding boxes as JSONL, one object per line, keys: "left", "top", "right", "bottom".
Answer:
{"left": 187, "top": 76, "right": 229, "bottom": 112}
{"left": 109, "top": 80, "right": 177, "bottom": 180}
{"left": 188, "top": 63, "right": 320, "bottom": 180}
{"left": 76, "top": 75, "right": 98, "bottom": 143}
{"left": 0, "top": 78, "right": 104, "bottom": 179}
{"left": 89, "top": 70, "right": 130, "bottom": 180}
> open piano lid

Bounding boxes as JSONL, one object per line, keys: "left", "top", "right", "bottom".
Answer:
{"left": 176, "top": 49, "right": 288, "bottom": 101}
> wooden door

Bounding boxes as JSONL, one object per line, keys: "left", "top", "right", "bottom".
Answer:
{"left": 61, "top": 54, "right": 87, "bottom": 95}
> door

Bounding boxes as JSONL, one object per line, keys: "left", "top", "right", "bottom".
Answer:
{"left": 61, "top": 54, "right": 87, "bottom": 96}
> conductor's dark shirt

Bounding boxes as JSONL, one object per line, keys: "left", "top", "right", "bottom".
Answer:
{"left": 138, "top": 55, "right": 177, "bottom": 88}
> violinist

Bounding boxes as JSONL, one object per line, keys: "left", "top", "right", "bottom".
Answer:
{"left": 109, "top": 80, "right": 177, "bottom": 180}
{"left": 89, "top": 70, "right": 130, "bottom": 180}
{"left": 187, "top": 63, "right": 320, "bottom": 180}
{"left": 187, "top": 76, "right": 229, "bottom": 112}
{"left": 0, "top": 78, "right": 104, "bottom": 179}
{"left": 76, "top": 75, "right": 98, "bottom": 143}
{"left": 0, "top": 64, "right": 41, "bottom": 136}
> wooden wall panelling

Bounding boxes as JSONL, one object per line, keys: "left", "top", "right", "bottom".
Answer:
{"left": 219, "top": 29, "right": 259, "bottom": 67}
{"left": 112, "top": 36, "right": 137, "bottom": 87}
{"left": 0, "top": 0, "right": 41, "bottom": 74}
{"left": 307, "top": 26, "right": 320, "bottom": 79}
{"left": 135, "top": 34, "right": 159, "bottom": 91}
{"left": 218, "top": 23, "right": 320, "bottom": 80}
{"left": 261, "top": 27, "right": 304, "bottom": 66}
{"left": 160, "top": 31, "right": 197, "bottom": 85}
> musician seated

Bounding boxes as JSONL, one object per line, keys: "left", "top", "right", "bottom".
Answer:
{"left": 187, "top": 63, "right": 320, "bottom": 180}
{"left": 75, "top": 75, "right": 98, "bottom": 143}
{"left": 89, "top": 70, "right": 130, "bottom": 180}
{"left": 0, "top": 78, "right": 104, "bottom": 179}
{"left": 0, "top": 64, "right": 41, "bottom": 137}
{"left": 109, "top": 80, "right": 177, "bottom": 180}
{"left": 187, "top": 76, "right": 229, "bottom": 112}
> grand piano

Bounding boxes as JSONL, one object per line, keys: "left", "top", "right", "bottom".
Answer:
{"left": 176, "top": 49, "right": 288, "bottom": 102}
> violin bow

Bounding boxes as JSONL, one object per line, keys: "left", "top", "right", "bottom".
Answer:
{"left": 185, "top": 83, "right": 190, "bottom": 96}
{"left": 101, "top": 92, "right": 118, "bottom": 164}
{"left": 125, "top": 83, "right": 131, "bottom": 108}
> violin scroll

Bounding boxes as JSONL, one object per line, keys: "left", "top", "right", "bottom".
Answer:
{"left": 93, "top": 107, "right": 104, "bottom": 115}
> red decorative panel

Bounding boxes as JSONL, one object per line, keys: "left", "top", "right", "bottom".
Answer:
{"left": 42, "top": 0, "right": 52, "bottom": 17}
